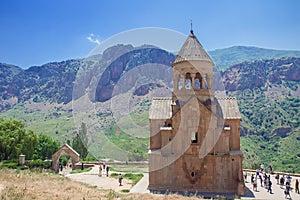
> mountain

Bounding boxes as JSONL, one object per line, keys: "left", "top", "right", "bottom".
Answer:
{"left": 221, "top": 57, "right": 300, "bottom": 136}
{"left": 222, "top": 57, "right": 300, "bottom": 172}
{"left": 0, "top": 45, "right": 299, "bottom": 172}
{"left": 0, "top": 45, "right": 174, "bottom": 112}
{"left": 95, "top": 47, "right": 174, "bottom": 102}
{"left": 209, "top": 46, "right": 300, "bottom": 71}
{"left": 222, "top": 57, "right": 300, "bottom": 91}
{"left": 0, "top": 63, "right": 23, "bottom": 111}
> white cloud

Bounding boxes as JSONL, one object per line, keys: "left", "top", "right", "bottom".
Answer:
{"left": 87, "top": 33, "right": 101, "bottom": 45}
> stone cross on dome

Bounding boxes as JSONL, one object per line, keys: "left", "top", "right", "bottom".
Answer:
{"left": 190, "top": 19, "right": 194, "bottom": 34}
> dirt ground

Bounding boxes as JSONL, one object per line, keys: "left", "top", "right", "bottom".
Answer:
{"left": 66, "top": 165, "right": 132, "bottom": 192}
{"left": 0, "top": 168, "right": 201, "bottom": 200}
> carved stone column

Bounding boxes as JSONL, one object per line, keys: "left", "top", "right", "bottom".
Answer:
{"left": 191, "top": 73, "right": 196, "bottom": 89}
{"left": 201, "top": 74, "right": 205, "bottom": 89}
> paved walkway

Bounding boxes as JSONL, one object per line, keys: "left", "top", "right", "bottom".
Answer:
{"left": 66, "top": 166, "right": 300, "bottom": 199}
{"left": 242, "top": 173, "right": 300, "bottom": 200}
{"left": 66, "top": 165, "right": 131, "bottom": 192}
{"left": 130, "top": 173, "right": 149, "bottom": 193}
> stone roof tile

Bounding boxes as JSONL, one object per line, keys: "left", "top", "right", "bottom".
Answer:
{"left": 173, "top": 31, "right": 214, "bottom": 65}
{"left": 149, "top": 97, "right": 172, "bottom": 119}
{"left": 216, "top": 97, "right": 241, "bottom": 119}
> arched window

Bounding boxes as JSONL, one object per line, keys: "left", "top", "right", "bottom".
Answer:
{"left": 185, "top": 79, "right": 192, "bottom": 89}
{"left": 194, "top": 79, "right": 200, "bottom": 89}
{"left": 195, "top": 73, "right": 202, "bottom": 89}
{"left": 185, "top": 73, "right": 192, "bottom": 89}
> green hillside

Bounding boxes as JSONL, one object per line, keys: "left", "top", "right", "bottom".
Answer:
{"left": 209, "top": 46, "right": 300, "bottom": 70}
{"left": 0, "top": 103, "right": 75, "bottom": 143}
{"left": 232, "top": 87, "right": 300, "bottom": 173}
{"left": 241, "top": 130, "right": 300, "bottom": 173}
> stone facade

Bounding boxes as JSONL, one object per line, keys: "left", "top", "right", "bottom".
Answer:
{"left": 148, "top": 30, "right": 244, "bottom": 196}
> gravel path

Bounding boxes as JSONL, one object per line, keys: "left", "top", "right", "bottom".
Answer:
{"left": 130, "top": 173, "right": 149, "bottom": 193}
{"left": 66, "top": 166, "right": 300, "bottom": 199}
{"left": 242, "top": 173, "right": 300, "bottom": 200}
{"left": 66, "top": 165, "right": 132, "bottom": 192}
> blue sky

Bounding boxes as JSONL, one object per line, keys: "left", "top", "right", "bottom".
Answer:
{"left": 1, "top": 0, "right": 300, "bottom": 68}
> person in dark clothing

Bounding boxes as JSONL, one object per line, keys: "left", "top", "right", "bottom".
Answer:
{"left": 296, "top": 179, "right": 299, "bottom": 194}
{"left": 280, "top": 176, "right": 285, "bottom": 188}
{"left": 118, "top": 173, "right": 123, "bottom": 186}
{"left": 275, "top": 174, "right": 279, "bottom": 184}
{"left": 106, "top": 166, "right": 109, "bottom": 177}
{"left": 251, "top": 174, "right": 254, "bottom": 184}
{"left": 285, "top": 186, "right": 291, "bottom": 199}
{"left": 267, "top": 180, "right": 272, "bottom": 194}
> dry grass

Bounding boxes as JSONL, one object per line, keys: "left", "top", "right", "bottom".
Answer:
{"left": 0, "top": 169, "right": 108, "bottom": 199}
{"left": 0, "top": 169, "right": 203, "bottom": 200}
{"left": 124, "top": 194, "right": 202, "bottom": 200}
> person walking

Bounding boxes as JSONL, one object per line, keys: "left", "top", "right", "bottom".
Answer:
{"left": 280, "top": 176, "right": 285, "bottom": 189}
{"left": 296, "top": 179, "right": 299, "bottom": 194}
{"left": 275, "top": 173, "right": 279, "bottom": 184}
{"left": 243, "top": 171, "right": 247, "bottom": 182}
{"left": 264, "top": 174, "right": 268, "bottom": 189}
{"left": 268, "top": 165, "right": 273, "bottom": 174}
{"left": 284, "top": 186, "right": 291, "bottom": 199}
{"left": 267, "top": 179, "right": 272, "bottom": 194}
{"left": 98, "top": 165, "right": 102, "bottom": 177}
{"left": 285, "top": 180, "right": 291, "bottom": 199}
{"left": 106, "top": 165, "right": 109, "bottom": 177}
{"left": 118, "top": 173, "right": 123, "bottom": 186}
{"left": 251, "top": 174, "right": 254, "bottom": 184}
{"left": 256, "top": 169, "right": 260, "bottom": 178}
{"left": 253, "top": 177, "right": 258, "bottom": 192}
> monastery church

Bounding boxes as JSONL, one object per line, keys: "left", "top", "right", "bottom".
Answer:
{"left": 148, "top": 29, "right": 244, "bottom": 196}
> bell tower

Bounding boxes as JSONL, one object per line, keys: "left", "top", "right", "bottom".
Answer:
{"left": 172, "top": 29, "right": 215, "bottom": 111}
{"left": 149, "top": 27, "right": 244, "bottom": 197}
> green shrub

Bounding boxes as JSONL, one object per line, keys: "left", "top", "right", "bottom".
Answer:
{"left": 29, "top": 159, "right": 43, "bottom": 168}
{"left": 42, "top": 160, "right": 52, "bottom": 169}
{"left": 82, "top": 154, "right": 97, "bottom": 161}
{"left": 1, "top": 160, "right": 18, "bottom": 169}
{"left": 124, "top": 173, "right": 143, "bottom": 185}
{"left": 110, "top": 173, "right": 118, "bottom": 178}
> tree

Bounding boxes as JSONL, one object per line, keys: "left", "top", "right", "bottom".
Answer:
{"left": 72, "top": 122, "right": 88, "bottom": 159}
{"left": 21, "top": 129, "right": 38, "bottom": 159}
{"left": 33, "top": 134, "right": 60, "bottom": 160}
{"left": 0, "top": 118, "right": 38, "bottom": 160}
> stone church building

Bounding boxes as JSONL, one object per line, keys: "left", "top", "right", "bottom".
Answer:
{"left": 148, "top": 29, "right": 244, "bottom": 196}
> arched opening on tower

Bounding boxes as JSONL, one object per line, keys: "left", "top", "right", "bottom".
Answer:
{"left": 185, "top": 72, "right": 192, "bottom": 89}
{"left": 195, "top": 72, "right": 202, "bottom": 89}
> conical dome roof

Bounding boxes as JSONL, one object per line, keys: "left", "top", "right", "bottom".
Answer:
{"left": 173, "top": 30, "right": 214, "bottom": 65}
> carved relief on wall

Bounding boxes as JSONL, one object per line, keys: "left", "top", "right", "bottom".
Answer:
{"left": 182, "top": 156, "right": 206, "bottom": 184}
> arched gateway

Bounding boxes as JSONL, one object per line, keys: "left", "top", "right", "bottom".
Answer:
{"left": 52, "top": 144, "right": 80, "bottom": 172}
